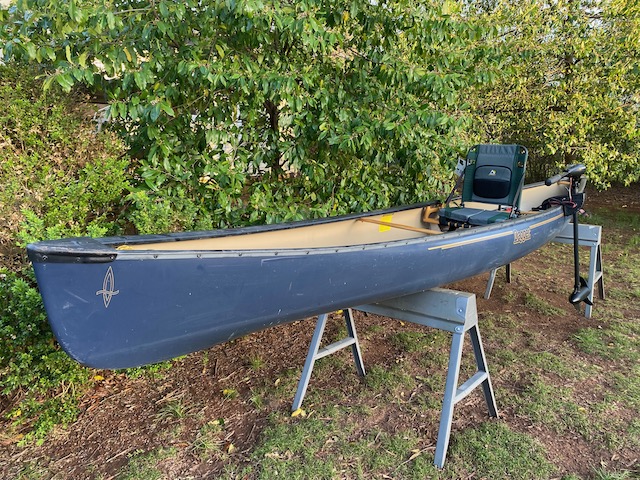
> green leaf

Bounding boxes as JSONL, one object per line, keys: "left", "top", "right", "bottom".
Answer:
{"left": 55, "top": 73, "right": 73, "bottom": 92}
{"left": 68, "top": 0, "right": 85, "bottom": 23}
{"left": 25, "top": 42, "right": 37, "bottom": 60}
{"left": 43, "top": 46, "right": 56, "bottom": 61}
{"left": 134, "top": 71, "right": 147, "bottom": 90}
{"left": 42, "top": 75, "right": 56, "bottom": 92}
{"left": 107, "top": 11, "right": 116, "bottom": 30}
{"left": 159, "top": 1, "right": 169, "bottom": 18}
{"left": 150, "top": 104, "right": 161, "bottom": 122}
{"left": 159, "top": 101, "right": 175, "bottom": 117}
{"left": 78, "top": 52, "right": 88, "bottom": 68}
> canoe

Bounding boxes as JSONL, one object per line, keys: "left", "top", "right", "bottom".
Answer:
{"left": 28, "top": 181, "right": 574, "bottom": 369}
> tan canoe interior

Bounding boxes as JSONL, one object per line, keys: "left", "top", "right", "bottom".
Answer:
{"left": 118, "top": 183, "right": 567, "bottom": 251}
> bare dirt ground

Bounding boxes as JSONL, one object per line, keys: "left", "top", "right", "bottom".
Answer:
{"left": 1, "top": 184, "right": 638, "bottom": 479}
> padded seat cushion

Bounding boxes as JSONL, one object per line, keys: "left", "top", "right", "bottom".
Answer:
{"left": 439, "top": 207, "right": 511, "bottom": 226}
{"left": 473, "top": 166, "right": 512, "bottom": 199}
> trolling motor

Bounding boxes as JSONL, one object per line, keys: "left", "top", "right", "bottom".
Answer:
{"left": 545, "top": 164, "right": 592, "bottom": 309}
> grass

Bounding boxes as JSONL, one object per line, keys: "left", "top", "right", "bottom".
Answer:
{"left": 607, "top": 285, "right": 640, "bottom": 301}
{"left": 626, "top": 418, "right": 640, "bottom": 447}
{"left": 249, "top": 388, "right": 266, "bottom": 410}
{"left": 248, "top": 409, "right": 557, "bottom": 479}
{"left": 449, "top": 421, "right": 555, "bottom": 479}
{"left": 510, "top": 376, "right": 594, "bottom": 439}
{"left": 15, "top": 461, "right": 48, "bottom": 480}
{"left": 481, "top": 313, "right": 525, "bottom": 353}
{"left": 592, "top": 468, "right": 638, "bottom": 480}
{"left": 342, "top": 429, "right": 439, "bottom": 479}
{"left": 122, "top": 360, "right": 174, "bottom": 380}
{"left": 363, "top": 324, "right": 384, "bottom": 337}
{"left": 248, "top": 354, "right": 265, "bottom": 370}
{"left": 612, "top": 366, "right": 640, "bottom": 410}
{"left": 363, "top": 364, "right": 416, "bottom": 394}
{"left": 192, "top": 419, "right": 225, "bottom": 459}
{"left": 117, "top": 448, "right": 175, "bottom": 480}
{"left": 573, "top": 320, "right": 640, "bottom": 363}
{"left": 251, "top": 413, "right": 340, "bottom": 479}
{"left": 389, "top": 331, "right": 432, "bottom": 352}
{"left": 524, "top": 292, "right": 566, "bottom": 316}
{"left": 249, "top": 409, "right": 442, "bottom": 479}
{"left": 156, "top": 399, "right": 188, "bottom": 421}
{"left": 524, "top": 350, "right": 587, "bottom": 379}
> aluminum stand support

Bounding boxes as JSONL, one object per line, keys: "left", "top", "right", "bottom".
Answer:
{"left": 552, "top": 223, "right": 604, "bottom": 318}
{"left": 355, "top": 288, "right": 498, "bottom": 469}
{"left": 484, "top": 223, "right": 604, "bottom": 318}
{"left": 485, "top": 263, "right": 511, "bottom": 299}
{"left": 292, "top": 309, "right": 365, "bottom": 412}
{"left": 293, "top": 288, "right": 497, "bottom": 469}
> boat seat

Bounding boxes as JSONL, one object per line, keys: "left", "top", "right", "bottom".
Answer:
{"left": 439, "top": 144, "right": 528, "bottom": 228}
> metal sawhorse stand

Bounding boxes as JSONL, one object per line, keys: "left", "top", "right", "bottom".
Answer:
{"left": 552, "top": 223, "right": 604, "bottom": 318}
{"left": 292, "top": 288, "right": 498, "bottom": 469}
{"left": 485, "top": 223, "right": 604, "bottom": 318}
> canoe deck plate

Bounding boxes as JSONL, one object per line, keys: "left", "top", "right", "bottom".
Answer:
{"left": 293, "top": 288, "right": 498, "bottom": 469}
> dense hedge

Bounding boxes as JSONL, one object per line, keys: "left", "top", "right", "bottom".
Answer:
{"left": 1, "top": 1, "right": 503, "bottom": 230}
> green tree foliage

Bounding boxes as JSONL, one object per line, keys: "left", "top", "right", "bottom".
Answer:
{"left": 1, "top": 0, "right": 500, "bottom": 228}
{"left": 465, "top": 0, "right": 640, "bottom": 187}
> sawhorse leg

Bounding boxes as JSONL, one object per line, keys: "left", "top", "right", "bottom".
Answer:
{"left": 586, "top": 241, "right": 605, "bottom": 319}
{"left": 355, "top": 288, "right": 498, "bottom": 469}
{"left": 292, "top": 309, "right": 365, "bottom": 411}
{"left": 553, "top": 223, "right": 605, "bottom": 318}
{"left": 435, "top": 323, "right": 498, "bottom": 468}
{"left": 485, "top": 263, "right": 511, "bottom": 300}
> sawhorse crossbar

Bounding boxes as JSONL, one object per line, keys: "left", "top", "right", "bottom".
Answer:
{"left": 293, "top": 288, "right": 498, "bottom": 469}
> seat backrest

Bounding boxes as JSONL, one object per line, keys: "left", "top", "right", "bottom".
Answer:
{"left": 461, "top": 144, "right": 528, "bottom": 208}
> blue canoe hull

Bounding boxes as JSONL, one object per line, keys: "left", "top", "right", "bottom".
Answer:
{"left": 28, "top": 202, "right": 569, "bottom": 369}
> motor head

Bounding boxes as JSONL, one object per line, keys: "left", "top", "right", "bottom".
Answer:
{"left": 545, "top": 163, "right": 587, "bottom": 186}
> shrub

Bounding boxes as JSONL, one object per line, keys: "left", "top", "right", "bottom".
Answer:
{"left": 0, "top": 269, "right": 89, "bottom": 443}
{"left": 0, "top": 63, "right": 130, "bottom": 254}
{"left": 126, "top": 190, "right": 215, "bottom": 234}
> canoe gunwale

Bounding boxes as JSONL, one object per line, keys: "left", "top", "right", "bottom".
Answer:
{"left": 26, "top": 180, "right": 571, "bottom": 266}
{"left": 27, "top": 201, "right": 436, "bottom": 263}
{"left": 103, "top": 201, "right": 440, "bottom": 247}
{"left": 27, "top": 206, "right": 566, "bottom": 264}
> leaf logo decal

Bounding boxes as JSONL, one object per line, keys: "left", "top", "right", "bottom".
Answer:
{"left": 96, "top": 266, "right": 120, "bottom": 308}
